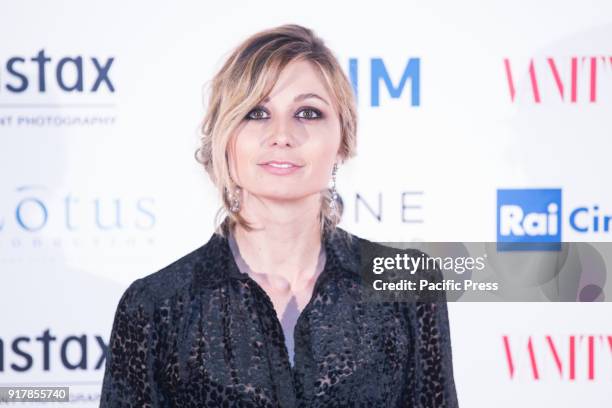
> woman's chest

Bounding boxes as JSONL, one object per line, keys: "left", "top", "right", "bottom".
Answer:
{"left": 158, "top": 281, "right": 416, "bottom": 406}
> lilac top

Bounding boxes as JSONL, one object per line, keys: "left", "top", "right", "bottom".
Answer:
{"left": 227, "top": 229, "right": 327, "bottom": 367}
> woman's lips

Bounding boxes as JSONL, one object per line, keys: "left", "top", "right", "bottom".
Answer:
{"left": 258, "top": 161, "right": 304, "bottom": 176}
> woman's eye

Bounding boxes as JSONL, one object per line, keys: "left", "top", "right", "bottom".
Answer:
{"left": 296, "top": 108, "right": 323, "bottom": 120}
{"left": 246, "top": 108, "right": 269, "bottom": 120}
{"left": 245, "top": 107, "right": 322, "bottom": 121}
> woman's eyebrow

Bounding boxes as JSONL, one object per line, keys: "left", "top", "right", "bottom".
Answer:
{"left": 262, "top": 93, "right": 329, "bottom": 106}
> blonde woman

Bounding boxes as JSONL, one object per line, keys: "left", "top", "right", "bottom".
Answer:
{"left": 100, "top": 24, "right": 458, "bottom": 407}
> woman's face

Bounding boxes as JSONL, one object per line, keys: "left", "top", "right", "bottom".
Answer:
{"left": 228, "top": 59, "right": 342, "bottom": 203}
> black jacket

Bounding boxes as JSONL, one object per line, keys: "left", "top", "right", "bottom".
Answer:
{"left": 100, "top": 223, "right": 459, "bottom": 407}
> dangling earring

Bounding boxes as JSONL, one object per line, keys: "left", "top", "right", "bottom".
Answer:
{"left": 329, "top": 163, "right": 339, "bottom": 212}
{"left": 226, "top": 185, "right": 241, "bottom": 213}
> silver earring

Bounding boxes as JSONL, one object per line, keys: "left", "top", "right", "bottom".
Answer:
{"left": 329, "top": 163, "right": 339, "bottom": 212}
{"left": 227, "top": 186, "right": 241, "bottom": 213}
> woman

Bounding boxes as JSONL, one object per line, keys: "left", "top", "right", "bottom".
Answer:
{"left": 100, "top": 24, "right": 459, "bottom": 407}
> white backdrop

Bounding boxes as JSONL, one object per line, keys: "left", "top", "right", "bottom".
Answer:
{"left": 1, "top": 0, "right": 611, "bottom": 406}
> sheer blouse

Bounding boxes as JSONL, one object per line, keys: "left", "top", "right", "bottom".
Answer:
{"left": 227, "top": 228, "right": 327, "bottom": 368}
{"left": 100, "top": 222, "right": 459, "bottom": 407}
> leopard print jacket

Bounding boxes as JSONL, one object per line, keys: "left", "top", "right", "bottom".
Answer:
{"left": 100, "top": 223, "right": 459, "bottom": 407}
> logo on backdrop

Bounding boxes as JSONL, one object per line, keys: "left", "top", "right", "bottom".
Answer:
{"left": 504, "top": 56, "right": 612, "bottom": 104}
{"left": 502, "top": 334, "right": 612, "bottom": 381}
{"left": 497, "top": 188, "right": 562, "bottom": 251}
{"left": 0, "top": 329, "right": 108, "bottom": 374}
{"left": 0, "top": 185, "right": 156, "bottom": 250}
{"left": 497, "top": 188, "right": 611, "bottom": 250}
{"left": 348, "top": 57, "right": 421, "bottom": 107}
{"left": 0, "top": 49, "right": 117, "bottom": 128}
{"left": 346, "top": 190, "right": 425, "bottom": 226}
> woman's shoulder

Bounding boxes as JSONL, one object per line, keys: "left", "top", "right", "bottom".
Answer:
{"left": 120, "top": 234, "right": 225, "bottom": 309}
{"left": 333, "top": 227, "right": 432, "bottom": 259}
{"left": 333, "top": 228, "right": 442, "bottom": 280}
{"left": 147, "top": 245, "right": 208, "bottom": 292}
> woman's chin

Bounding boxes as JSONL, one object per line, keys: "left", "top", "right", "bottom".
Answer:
{"left": 249, "top": 192, "right": 315, "bottom": 204}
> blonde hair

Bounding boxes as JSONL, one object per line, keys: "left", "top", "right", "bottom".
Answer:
{"left": 195, "top": 24, "right": 358, "bottom": 239}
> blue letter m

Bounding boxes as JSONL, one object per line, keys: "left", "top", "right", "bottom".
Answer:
{"left": 371, "top": 58, "right": 420, "bottom": 107}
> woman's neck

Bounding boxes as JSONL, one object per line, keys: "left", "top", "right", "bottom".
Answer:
{"left": 231, "top": 194, "right": 324, "bottom": 289}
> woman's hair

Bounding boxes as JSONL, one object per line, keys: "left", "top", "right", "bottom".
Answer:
{"left": 195, "top": 24, "right": 358, "bottom": 239}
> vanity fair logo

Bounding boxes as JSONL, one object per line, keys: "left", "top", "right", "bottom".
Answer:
{"left": 503, "top": 335, "right": 612, "bottom": 381}
{"left": 504, "top": 56, "right": 612, "bottom": 103}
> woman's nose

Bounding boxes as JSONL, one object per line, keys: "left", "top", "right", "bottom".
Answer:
{"left": 267, "top": 117, "right": 296, "bottom": 147}
{"left": 269, "top": 132, "right": 293, "bottom": 147}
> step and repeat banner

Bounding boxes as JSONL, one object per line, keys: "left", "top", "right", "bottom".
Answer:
{"left": 1, "top": 0, "right": 611, "bottom": 406}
